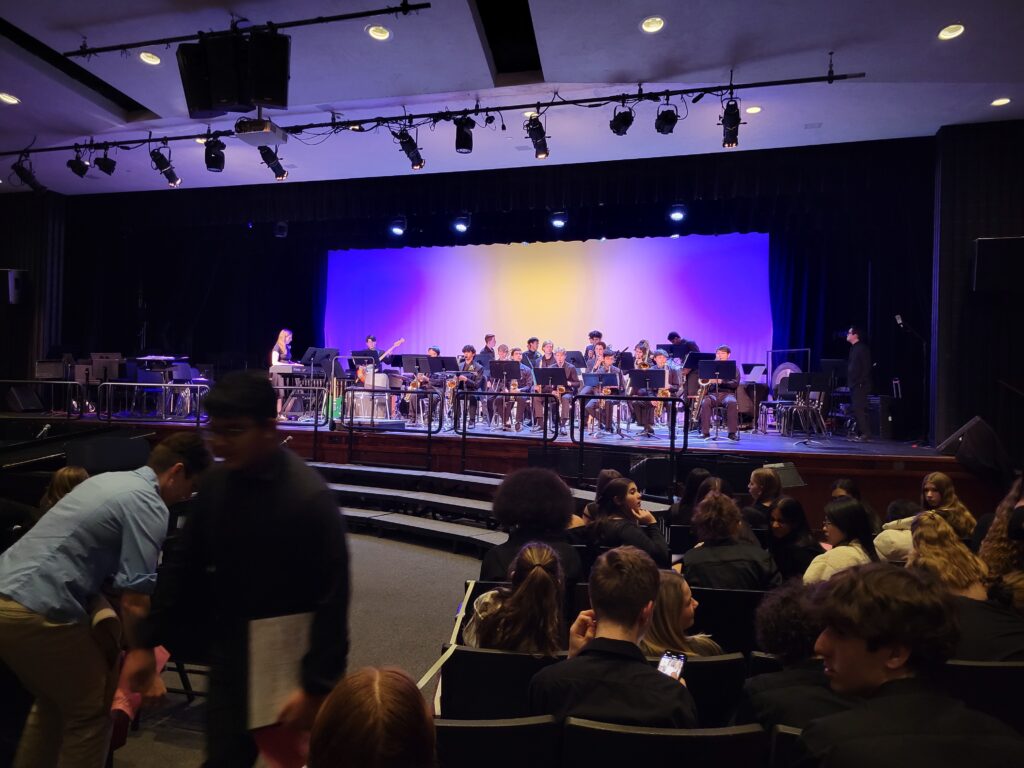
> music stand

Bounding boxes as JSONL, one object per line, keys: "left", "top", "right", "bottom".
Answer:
{"left": 565, "top": 350, "right": 586, "bottom": 368}
{"left": 534, "top": 367, "right": 569, "bottom": 432}
{"left": 582, "top": 372, "right": 619, "bottom": 389}
{"left": 403, "top": 355, "right": 431, "bottom": 375}
{"left": 428, "top": 356, "right": 460, "bottom": 375}
{"left": 300, "top": 347, "right": 319, "bottom": 366}
{"left": 488, "top": 360, "right": 521, "bottom": 390}
{"left": 617, "top": 351, "right": 635, "bottom": 371}
{"left": 665, "top": 343, "right": 691, "bottom": 361}
{"left": 626, "top": 368, "right": 668, "bottom": 391}
{"left": 697, "top": 359, "right": 737, "bottom": 442}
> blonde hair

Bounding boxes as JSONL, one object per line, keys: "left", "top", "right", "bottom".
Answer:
{"left": 921, "top": 472, "right": 975, "bottom": 537}
{"left": 907, "top": 511, "right": 988, "bottom": 590}
{"left": 273, "top": 328, "right": 292, "bottom": 356}
{"left": 38, "top": 466, "right": 90, "bottom": 514}
{"left": 641, "top": 570, "right": 722, "bottom": 658}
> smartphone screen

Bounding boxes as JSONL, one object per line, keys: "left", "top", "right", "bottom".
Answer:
{"left": 657, "top": 650, "right": 687, "bottom": 680}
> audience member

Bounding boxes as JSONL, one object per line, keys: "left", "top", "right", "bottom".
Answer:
{"left": 480, "top": 468, "right": 583, "bottom": 582}
{"left": 464, "top": 542, "right": 564, "bottom": 655}
{"left": 884, "top": 498, "right": 921, "bottom": 526}
{"left": 830, "top": 477, "right": 881, "bottom": 532}
{"left": 667, "top": 467, "right": 711, "bottom": 525}
{"left": 744, "top": 467, "right": 781, "bottom": 528}
{"left": 308, "top": 667, "right": 434, "bottom": 768}
{"left": 148, "top": 371, "right": 350, "bottom": 767}
{"left": 996, "top": 570, "right": 1024, "bottom": 616}
{"left": 529, "top": 546, "right": 697, "bottom": 727}
{"left": 640, "top": 570, "right": 722, "bottom": 658}
{"left": 36, "top": 466, "right": 90, "bottom": 517}
{"left": 571, "top": 477, "right": 670, "bottom": 568}
{"left": 682, "top": 493, "right": 781, "bottom": 590}
{"left": 733, "top": 580, "right": 855, "bottom": 729}
{"left": 908, "top": 512, "right": 1024, "bottom": 662}
{"left": 803, "top": 498, "right": 878, "bottom": 584}
{"left": 979, "top": 476, "right": 1024, "bottom": 579}
{"left": 0, "top": 432, "right": 210, "bottom": 768}
{"left": 576, "top": 468, "right": 623, "bottom": 526}
{"left": 876, "top": 472, "right": 976, "bottom": 563}
{"left": 694, "top": 475, "right": 728, "bottom": 506}
{"left": 767, "top": 497, "right": 825, "bottom": 580}
{"left": 792, "top": 563, "right": 1024, "bottom": 766}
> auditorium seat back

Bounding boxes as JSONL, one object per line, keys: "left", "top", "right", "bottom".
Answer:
{"left": 689, "top": 587, "right": 768, "bottom": 655}
{"left": 438, "top": 646, "right": 563, "bottom": 719}
{"left": 749, "top": 651, "right": 785, "bottom": 677}
{"left": 940, "top": 660, "right": 1024, "bottom": 734}
{"left": 435, "top": 715, "right": 559, "bottom": 768}
{"left": 562, "top": 718, "right": 769, "bottom": 766}
{"left": 770, "top": 724, "right": 803, "bottom": 768}
{"left": 680, "top": 652, "right": 747, "bottom": 727}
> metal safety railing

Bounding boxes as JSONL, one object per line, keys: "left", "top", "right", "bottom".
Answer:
{"left": 452, "top": 390, "right": 562, "bottom": 473}
{"left": 97, "top": 381, "right": 212, "bottom": 425}
{"left": 337, "top": 387, "right": 443, "bottom": 471}
{"left": 0, "top": 379, "right": 87, "bottom": 419}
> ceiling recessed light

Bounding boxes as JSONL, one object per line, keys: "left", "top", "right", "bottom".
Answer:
{"left": 991, "top": 97, "right": 1011, "bottom": 107}
{"left": 640, "top": 16, "right": 665, "bottom": 34}
{"left": 366, "top": 25, "right": 391, "bottom": 41}
{"left": 745, "top": 106, "right": 762, "bottom": 114}
{"left": 139, "top": 51, "right": 161, "bottom": 65}
{"left": 0, "top": 92, "right": 20, "bottom": 105}
{"left": 937, "top": 24, "right": 965, "bottom": 41}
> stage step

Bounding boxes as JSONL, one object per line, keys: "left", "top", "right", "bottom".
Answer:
{"left": 328, "top": 482, "right": 494, "bottom": 524}
{"left": 340, "top": 506, "right": 507, "bottom": 554}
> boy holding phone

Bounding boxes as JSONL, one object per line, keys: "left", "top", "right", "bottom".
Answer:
{"left": 528, "top": 546, "right": 698, "bottom": 727}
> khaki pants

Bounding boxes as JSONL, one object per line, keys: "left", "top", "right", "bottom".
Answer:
{"left": 0, "top": 596, "right": 120, "bottom": 768}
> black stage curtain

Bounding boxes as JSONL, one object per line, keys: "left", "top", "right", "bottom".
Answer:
{"left": 934, "top": 121, "right": 1024, "bottom": 460}
{"left": 49, "top": 137, "right": 935, "bottom": 435}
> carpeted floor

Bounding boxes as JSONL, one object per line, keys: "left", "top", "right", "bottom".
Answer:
{"left": 114, "top": 532, "right": 481, "bottom": 766}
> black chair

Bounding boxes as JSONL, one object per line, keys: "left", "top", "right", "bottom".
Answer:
{"left": 749, "top": 651, "right": 784, "bottom": 677}
{"left": 435, "top": 715, "right": 559, "bottom": 768}
{"left": 667, "top": 524, "right": 695, "bottom": 555}
{"left": 438, "top": 646, "right": 563, "bottom": 719}
{"left": 562, "top": 718, "right": 769, "bottom": 766}
{"left": 770, "top": 724, "right": 803, "bottom": 768}
{"left": 689, "top": 587, "right": 768, "bottom": 655}
{"left": 680, "top": 652, "right": 748, "bottom": 727}
{"left": 940, "top": 660, "right": 1024, "bottom": 734}
{"left": 459, "top": 580, "right": 579, "bottom": 646}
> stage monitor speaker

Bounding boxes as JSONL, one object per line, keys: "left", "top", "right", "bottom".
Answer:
{"left": 203, "top": 34, "right": 252, "bottom": 114}
{"left": 248, "top": 31, "right": 290, "bottom": 109}
{"left": 866, "top": 395, "right": 893, "bottom": 441}
{"left": 6, "top": 385, "right": 44, "bottom": 412}
{"left": 937, "top": 416, "right": 1015, "bottom": 487}
{"left": 176, "top": 43, "right": 224, "bottom": 119}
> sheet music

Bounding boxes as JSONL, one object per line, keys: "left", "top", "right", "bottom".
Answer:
{"left": 248, "top": 612, "right": 313, "bottom": 730}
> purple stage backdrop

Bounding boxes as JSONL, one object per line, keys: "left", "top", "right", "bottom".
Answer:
{"left": 325, "top": 233, "right": 772, "bottom": 366}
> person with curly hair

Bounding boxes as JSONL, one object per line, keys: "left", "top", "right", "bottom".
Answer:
{"left": 683, "top": 492, "right": 781, "bottom": 590}
{"left": 639, "top": 570, "right": 722, "bottom": 658}
{"left": 479, "top": 468, "right": 582, "bottom": 582}
{"left": 979, "top": 477, "right": 1024, "bottom": 579}
{"left": 733, "top": 579, "right": 854, "bottom": 729}
{"left": 875, "top": 472, "right": 976, "bottom": 562}
{"left": 464, "top": 542, "right": 565, "bottom": 655}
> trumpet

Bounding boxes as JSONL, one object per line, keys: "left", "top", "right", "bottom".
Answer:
{"left": 510, "top": 379, "right": 520, "bottom": 393}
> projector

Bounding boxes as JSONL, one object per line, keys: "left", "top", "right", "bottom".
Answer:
{"left": 233, "top": 117, "right": 289, "bottom": 147}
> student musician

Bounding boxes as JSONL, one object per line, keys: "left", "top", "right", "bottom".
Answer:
{"left": 481, "top": 334, "right": 497, "bottom": 358}
{"left": 631, "top": 347, "right": 679, "bottom": 438}
{"left": 698, "top": 345, "right": 740, "bottom": 441}
{"left": 453, "top": 344, "right": 485, "bottom": 429}
{"left": 358, "top": 334, "right": 404, "bottom": 366}
{"left": 405, "top": 346, "right": 442, "bottom": 426}
{"left": 486, "top": 344, "right": 513, "bottom": 427}
{"left": 552, "top": 346, "right": 581, "bottom": 434}
{"left": 585, "top": 348, "right": 625, "bottom": 432}
{"left": 523, "top": 338, "right": 541, "bottom": 368}
{"left": 584, "top": 330, "right": 603, "bottom": 365}
{"left": 270, "top": 328, "right": 297, "bottom": 418}
{"left": 530, "top": 340, "right": 558, "bottom": 428}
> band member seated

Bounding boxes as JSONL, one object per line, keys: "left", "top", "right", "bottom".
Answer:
{"left": 453, "top": 345, "right": 485, "bottom": 429}
{"left": 500, "top": 347, "right": 536, "bottom": 429}
{"left": 405, "top": 346, "right": 442, "bottom": 425}
{"left": 530, "top": 340, "right": 558, "bottom": 428}
{"left": 486, "top": 345, "right": 514, "bottom": 427}
{"left": 629, "top": 342, "right": 657, "bottom": 438}
{"left": 699, "top": 344, "right": 740, "bottom": 441}
{"left": 585, "top": 348, "right": 625, "bottom": 432}
{"left": 584, "top": 330, "right": 603, "bottom": 366}
{"left": 631, "top": 346, "right": 680, "bottom": 437}
{"left": 578, "top": 341, "right": 607, "bottom": 398}
{"left": 533, "top": 346, "right": 580, "bottom": 433}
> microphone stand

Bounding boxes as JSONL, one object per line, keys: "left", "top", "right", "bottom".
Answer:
{"left": 896, "top": 315, "right": 930, "bottom": 446}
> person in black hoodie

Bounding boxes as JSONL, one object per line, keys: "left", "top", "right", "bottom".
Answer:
{"left": 572, "top": 477, "right": 670, "bottom": 568}
{"left": 846, "top": 326, "right": 872, "bottom": 441}
{"left": 768, "top": 497, "right": 825, "bottom": 580}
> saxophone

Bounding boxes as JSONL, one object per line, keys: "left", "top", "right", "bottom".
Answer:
{"left": 691, "top": 381, "right": 711, "bottom": 425}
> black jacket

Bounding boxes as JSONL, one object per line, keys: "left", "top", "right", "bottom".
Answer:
{"left": 682, "top": 539, "right": 782, "bottom": 590}
{"left": 480, "top": 531, "right": 583, "bottom": 583}
{"left": 951, "top": 595, "right": 1024, "bottom": 662}
{"left": 733, "top": 660, "right": 856, "bottom": 730}
{"left": 847, "top": 341, "right": 872, "bottom": 388}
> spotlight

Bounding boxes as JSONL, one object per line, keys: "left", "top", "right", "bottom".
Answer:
{"left": 549, "top": 211, "right": 567, "bottom": 229}
{"left": 394, "top": 129, "right": 425, "bottom": 170}
{"left": 668, "top": 204, "right": 687, "bottom": 222}
{"left": 11, "top": 154, "right": 45, "bottom": 192}
{"left": 389, "top": 216, "right": 407, "bottom": 236}
{"left": 720, "top": 99, "right": 741, "bottom": 148}
{"left": 258, "top": 145, "right": 288, "bottom": 181}
{"left": 454, "top": 116, "right": 475, "bottom": 154}
{"left": 609, "top": 106, "right": 634, "bottom": 136}
{"left": 204, "top": 138, "right": 226, "bottom": 172}
{"left": 524, "top": 116, "right": 548, "bottom": 159}
{"left": 94, "top": 150, "right": 116, "bottom": 176}
{"left": 452, "top": 215, "right": 471, "bottom": 234}
{"left": 66, "top": 150, "right": 90, "bottom": 178}
{"left": 149, "top": 146, "right": 181, "bottom": 187}
{"left": 655, "top": 105, "right": 679, "bottom": 135}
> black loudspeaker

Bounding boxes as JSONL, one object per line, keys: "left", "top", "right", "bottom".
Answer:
{"left": 248, "top": 31, "right": 290, "bottom": 109}
{"left": 5, "top": 386, "right": 44, "bottom": 412}
{"left": 176, "top": 43, "right": 224, "bottom": 119}
{"left": 204, "top": 35, "right": 252, "bottom": 114}
{"left": 866, "top": 395, "right": 893, "bottom": 441}
{"left": 937, "top": 416, "right": 1015, "bottom": 486}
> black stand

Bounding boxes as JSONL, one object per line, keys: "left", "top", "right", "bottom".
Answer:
{"left": 535, "top": 366, "right": 569, "bottom": 432}
{"left": 488, "top": 360, "right": 523, "bottom": 430}
{"left": 785, "top": 372, "right": 831, "bottom": 447}
{"left": 429, "top": 356, "right": 460, "bottom": 431}
{"left": 697, "top": 359, "right": 737, "bottom": 442}
{"left": 582, "top": 372, "right": 626, "bottom": 439}
{"left": 626, "top": 367, "right": 669, "bottom": 439}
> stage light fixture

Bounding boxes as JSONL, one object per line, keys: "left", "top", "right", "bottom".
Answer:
{"left": 258, "top": 145, "right": 288, "bottom": 180}
{"left": 389, "top": 216, "right": 407, "bottom": 236}
{"left": 609, "top": 106, "right": 635, "bottom": 136}
{"left": 452, "top": 215, "right": 471, "bottom": 234}
{"left": 720, "top": 98, "right": 741, "bottom": 148}
{"left": 12, "top": 154, "right": 44, "bottom": 191}
{"left": 0, "top": 92, "right": 20, "bottom": 105}
{"left": 394, "top": 129, "right": 425, "bottom": 170}
{"left": 668, "top": 204, "right": 687, "bottom": 222}
{"left": 654, "top": 104, "right": 679, "bottom": 134}
{"left": 149, "top": 146, "right": 182, "bottom": 187}
{"left": 66, "top": 150, "right": 90, "bottom": 178}
{"left": 94, "top": 150, "right": 116, "bottom": 176}
{"left": 524, "top": 116, "right": 548, "bottom": 159}
{"left": 204, "top": 138, "right": 226, "bottom": 172}
{"left": 454, "top": 116, "right": 475, "bottom": 154}
{"left": 549, "top": 211, "right": 567, "bottom": 229}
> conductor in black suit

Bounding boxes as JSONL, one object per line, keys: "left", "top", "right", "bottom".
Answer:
{"left": 846, "top": 326, "right": 872, "bottom": 441}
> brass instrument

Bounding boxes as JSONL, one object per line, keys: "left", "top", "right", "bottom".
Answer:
{"left": 653, "top": 387, "right": 672, "bottom": 420}
{"left": 691, "top": 382, "right": 710, "bottom": 425}
{"left": 403, "top": 375, "right": 421, "bottom": 404}
{"left": 510, "top": 379, "right": 519, "bottom": 393}
{"left": 556, "top": 385, "right": 566, "bottom": 396}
